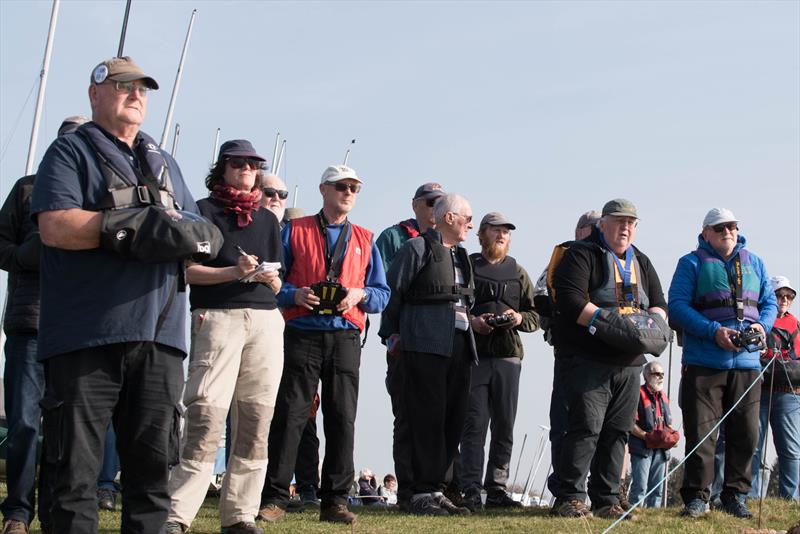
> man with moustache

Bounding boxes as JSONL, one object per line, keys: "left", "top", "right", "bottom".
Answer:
{"left": 628, "top": 361, "right": 678, "bottom": 508}
{"left": 379, "top": 193, "right": 477, "bottom": 517}
{"left": 459, "top": 213, "right": 539, "bottom": 511}
{"left": 548, "top": 199, "right": 668, "bottom": 519}
{"left": 31, "top": 57, "right": 198, "bottom": 533}
{"left": 669, "top": 208, "right": 777, "bottom": 519}
{"left": 258, "top": 165, "right": 389, "bottom": 525}
{"left": 376, "top": 182, "right": 445, "bottom": 509}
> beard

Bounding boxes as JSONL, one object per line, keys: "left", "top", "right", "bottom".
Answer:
{"left": 646, "top": 379, "right": 664, "bottom": 393}
{"left": 483, "top": 241, "right": 509, "bottom": 262}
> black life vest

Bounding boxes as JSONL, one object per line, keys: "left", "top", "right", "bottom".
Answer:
{"left": 406, "top": 232, "right": 473, "bottom": 304}
{"left": 76, "top": 122, "right": 179, "bottom": 211}
{"left": 470, "top": 253, "right": 521, "bottom": 316}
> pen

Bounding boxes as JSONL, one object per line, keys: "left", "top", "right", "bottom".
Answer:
{"left": 234, "top": 245, "right": 249, "bottom": 257}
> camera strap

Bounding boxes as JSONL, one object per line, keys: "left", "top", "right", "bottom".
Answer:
{"left": 316, "top": 211, "right": 350, "bottom": 283}
{"left": 726, "top": 254, "right": 745, "bottom": 323}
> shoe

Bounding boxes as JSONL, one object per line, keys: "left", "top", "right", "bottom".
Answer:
{"left": 462, "top": 488, "right": 483, "bottom": 512}
{"left": 720, "top": 495, "right": 753, "bottom": 519}
{"left": 593, "top": 504, "right": 636, "bottom": 521}
{"left": 409, "top": 494, "right": 449, "bottom": 516}
{"left": 300, "top": 488, "right": 321, "bottom": 508}
{"left": 97, "top": 488, "right": 116, "bottom": 511}
{"left": 221, "top": 522, "right": 264, "bottom": 534}
{"left": 618, "top": 482, "right": 631, "bottom": 511}
{"left": 680, "top": 498, "right": 708, "bottom": 518}
{"left": 485, "top": 491, "right": 522, "bottom": 509}
{"left": 433, "top": 493, "right": 471, "bottom": 515}
{"left": 1, "top": 520, "right": 28, "bottom": 534}
{"left": 443, "top": 484, "right": 466, "bottom": 507}
{"left": 285, "top": 499, "right": 305, "bottom": 513}
{"left": 164, "top": 521, "right": 187, "bottom": 534}
{"left": 256, "top": 504, "right": 286, "bottom": 523}
{"left": 319, "top": 504, "right": 357, "bottom": 524}
{"left": 550, "top": 499, "right": 593, "bottom": 518}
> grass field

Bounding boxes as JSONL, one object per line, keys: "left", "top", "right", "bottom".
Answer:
{"left": 14, "top": 494, "right": 799, "bottom": 533}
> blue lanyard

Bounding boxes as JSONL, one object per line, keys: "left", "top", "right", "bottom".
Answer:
{"left": 600, "top": 232, "right": 634, "bottom": 303}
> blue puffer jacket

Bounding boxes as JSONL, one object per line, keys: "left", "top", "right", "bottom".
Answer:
{"left": 668, "top": 234, "right": 777, "bottom": 370}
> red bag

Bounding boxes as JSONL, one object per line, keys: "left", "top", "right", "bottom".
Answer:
{"left": 645, "top": 428, "right": 680, "bottom": 449}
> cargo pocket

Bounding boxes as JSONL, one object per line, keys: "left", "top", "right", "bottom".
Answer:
{"left": 168, "top": 404, "right": 184, "bottom": 467}
{"left": 39, "top": 396, "right": 64, "bottom": 464}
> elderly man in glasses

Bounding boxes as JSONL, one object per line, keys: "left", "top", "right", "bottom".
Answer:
{"left": 375, "top": 182, "right": 445, "bottom": 509}
{"left": 669, "top": 208, "right": 777, "bottom": 519}
{"left": 548, "top": 199, "right": 669, "bottom": 520}
{"left": 379, "top": 193, "right": 478, "bottom": 517}
{"left": 259, "top": 165, "right": 389, "bottom": 525}
{"left": 628, "top": 361, "right": 678, "bottom": 508}
{"left": 31, "top": 57, "right": 198, "bottom": 533}
{"left": 260, "top": 173, "right": 290, "bottom": 226}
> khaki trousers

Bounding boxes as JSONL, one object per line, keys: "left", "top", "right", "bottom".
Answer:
{"left": 168, "top": 308, "right": 284, "bottom": 527}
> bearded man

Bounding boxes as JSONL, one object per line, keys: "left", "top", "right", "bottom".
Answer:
{"left": 458, "top": 212, "right": 539, "bottom": 511}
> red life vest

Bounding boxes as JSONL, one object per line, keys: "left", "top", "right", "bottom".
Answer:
{"left": 283, "top": 215, "right": 373, "bottom": 332}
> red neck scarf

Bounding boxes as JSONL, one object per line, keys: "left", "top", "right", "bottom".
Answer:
{"left": 210, "top": 184, "right": 263, "bottom": 227}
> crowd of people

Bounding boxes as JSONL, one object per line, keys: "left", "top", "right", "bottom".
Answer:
{"left": 0, "top": 55, "right": 797, "bottom": 534}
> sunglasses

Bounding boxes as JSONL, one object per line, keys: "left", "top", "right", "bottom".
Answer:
{"left": 108, "top": 80, "right": 151, "bottom": 96}
{"left": 263, "top": 187, "right": 289, "bottom": 200}
{"left": 777, "top": 292, "right": 795, "bottom": 301}
{"left": 711, "top": 222, "right": 738, "bottom": 233}
{"left": 327, "top": 182, "right": 361, "bottom": 194}
{"left": 425, "top": 198, "right": 437, "bottom": 207}
{"left": 226, "top": 156, "right": 265, "bottom": 170}
{"left": 649, "top": 372, "right": 665, "bottom": 378}
{"left": 454, "top": 213, "right": 473, "bottom": 223}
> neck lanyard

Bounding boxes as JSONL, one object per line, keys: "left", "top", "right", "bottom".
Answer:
{"left": 316, "top": 211, "right": 350, "bottom": 282}
{"left": 726, "top": 253, "right": 744, "bottom": 323}
{"left": 600, "top": 232, "right": 635, "bottom": 303}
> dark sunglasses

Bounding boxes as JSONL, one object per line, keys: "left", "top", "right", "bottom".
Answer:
{"left": 711, "top": 222, "right": 738, "bottom": 233}
{"left": 263, "top": 187, "right": 289, "bottom": 200}
{"left": 776, "top": 292, "right": 795, "bottom": 301}
{"left": 226, "top": 156, "right": 265, "bottom": 170}
{"left": 327, "top": 182, "right": 361, "bottom": 194}
{"left": 425, "top": 198, "right": 437, "bottom": 207}
{"left": 649, "top": 372, "right": 665, "bottom": 378}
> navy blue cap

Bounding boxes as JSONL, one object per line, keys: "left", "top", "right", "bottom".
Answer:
{"left": 218, "top": 139, "right": 266, "bottom": 162}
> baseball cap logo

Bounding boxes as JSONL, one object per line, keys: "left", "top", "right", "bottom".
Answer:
{"left": 93, "top": 64, "right": 108, "bottom": 84}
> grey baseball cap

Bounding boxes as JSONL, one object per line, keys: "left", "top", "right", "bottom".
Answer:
{"left": 57, "top": 115, "right": 89, "bottom": 137}
{"left": 479, "top": 212, "right": 516, "bottom": 230}
{"left": 602, "top": 198, "right": 638, "bottom": 219}
{"left": 575, "top": 209, "right": 601, "bottom": 231}
{"left": 702, "top": 207, "right": 738, "bottom": 228}
{"left": 413, "top": 182, "right": 445, "bottom": 200}
{"left": 90, "top": 56, "right": 159, "bottom": 89}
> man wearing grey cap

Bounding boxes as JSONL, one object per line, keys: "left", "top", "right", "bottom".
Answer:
{"left": 259, "top": 165, "right": 389, "bottom": 525}
{"left": 458, "top": 212, "right": 538, "bottom": 511}
{"left": 548, "top": 199, "right": 668, "bottom": 520}
{"left": 0, "top": 115, "right": 86, "bottom": 534}
{"left": 669, "top": 208, "right": 777, "bottom": 519}
{"left": 375, "top": 181, "right": 445, "bottom": 509}
{"left": 31, "top": 57, "right": 197, "bottom": 533}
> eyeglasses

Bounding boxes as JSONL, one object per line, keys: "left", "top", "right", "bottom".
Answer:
{"left": 711, "top": 222, "right": 738, "bottom": 233}
{"left": 326, "top": 182, "right": 361, "bottom": 194}
{"left": 453, "top": 213, "right": 473, "bottom": 223}
{"left": 226, "top": 156, "right": 265, "bottom": 170}
{"left": 608, "top": 216, "right": 638, "bottom": 228}
{"left": 649, "top": 372, "right": 664, "bottom": 378}
{"left": 777, "top": 292, "right": 795, "bottom": 301}
{"left": 263, "top": 187, "right": 289, "bottom": 200}
{"left": 425, "top": 198, "right": 437, "bottom": 207}
{"left": 108, "top": 80, "right": 151, "bottom": 96}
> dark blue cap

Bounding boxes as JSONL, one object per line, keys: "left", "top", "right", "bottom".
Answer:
{"left": 218, "top": 139, "right": 266, "bottom": 162}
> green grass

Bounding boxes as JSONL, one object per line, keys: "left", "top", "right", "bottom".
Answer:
{"left": 19, "top": 496, "right": 800, "bottom": 533}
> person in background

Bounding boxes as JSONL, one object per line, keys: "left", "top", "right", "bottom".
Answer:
{"left": 379, "top": 474, "right": 398, "bottom": 506}
{"left": 748, "top": 276, "right": 800, "bottom": 501}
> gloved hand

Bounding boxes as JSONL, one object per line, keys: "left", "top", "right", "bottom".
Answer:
{"left": 644, "top": 428, "right": 680, "bottom": 449}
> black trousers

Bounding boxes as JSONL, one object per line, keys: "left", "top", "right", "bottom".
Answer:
{"left": 385, "top": 351, "right": 414, "bottom": 502}
{"left": 295, "top": 416, "right": 320, "bottom": 492}
{"left": 42, "top": 342, "right": 183, "bottom": 534}
{"left": 680, "top": 365, "right": 760, "bottom": 503}
{"left": 547, "top": 355, "right": 572, "bottom": 490}
{"left": 459, "top": 356, "right": 521, "bottom": 494}
{"left": 550, "top": 356, "right": 640, "bottom": 508}
{"left": 404, "top": 330, "right": 472, "bottom": 494}
{"left": 262, "top": 327, "right": 361, "bottom": 507}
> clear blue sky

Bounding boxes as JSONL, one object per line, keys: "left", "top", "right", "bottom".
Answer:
{"left": 1, "top": 0, "right": 798, "bottom": 496}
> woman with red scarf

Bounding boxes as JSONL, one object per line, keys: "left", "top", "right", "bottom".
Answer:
{"left": 166, "top": 140, "right": 285, "bottom": 534}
